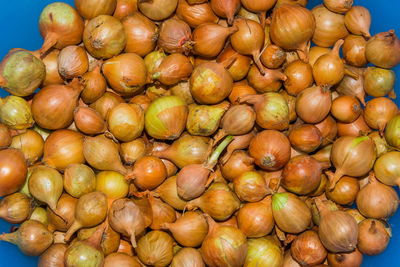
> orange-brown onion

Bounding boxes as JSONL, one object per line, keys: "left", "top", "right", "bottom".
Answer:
{"left": 138, "top": 0, "right": 178, "bottom": 21}
{"left": 129, "top": 156, "right": 167, "bottom": 190}
{"left": 152, "top": 53, "right": 193, "bottom": 86}
{"left": 270, "top": 4, "right": 315, "bottom": 61}
{"left": 324, "top": 0, "right": 353, "bottom": 14}
{"left": 312, "top": 5, "right": 349, "bottom": 47}
{"left": 0, "top": 192, "right": 31, "bottom": 224}
{"left": 75, "top": 0, "right": 117, "bottom": 19}
{"left": 326, "top": 175, "right": 359, "bottom": 205}
{"left": 38, "top": 2, "right": 84, "bottom": 56}
{"left": 58, "top": 45, "right": 89, "bottom": 79}
{"left": 107, "top": 103, "right": 144, "bottom": 142}
{"left": 308, "top": 46, "right": 331, "bottom": 67}
{"left": 31, "top": 79, "right": 83, "bottom": 130}
{"left": 0, "top": 149, "right": 27, "bottom": 197}
{"left": 233, "top": 171, "right": 269, "bottom": 202}
{"left": 337, "top": 114, "right": 371, "bottom": 137}
{"left": 176, "top": 0, "right": 218, "bottom": 28}
{"left": 154, "top": 176, "right": 188, "bottom": 211}
{"left": 119, "top": 138, "right": 147, "bottom": 165}
{"left": 83, "top": 15, "right": 127, "bottom": 59}
{"left": 295, "top": 85, "right": 331, "bottom": 124}
{"left": 335, "top": 66, "right": 366, "bottom": 106}
{"left": 364, "top": 97, "right": 398, "bottom": 133}
{"left": 364, "top": 67, "right": 396, "bottom": 98}
{"left": 331, "top": 95, "right": 362, "bottom": 123}
{"left": 345, "top": 6, "right": 371, "bottom": 38}
{"left": 284, "top": 60, "right": 313, "bottom": 96}
{"left": 260, "top": 45, "right": 286, "bottom": 69}
{"left": 64, "top": 164, "right": 96, "bottom": 198}
{"left": 291, "top": 230, "right": 327, "bottom": 266}
{"left": 247, "top": 65, "right": 287, "bottom": 93}
{"left": 104, "top": 253, "right": 141, "bottom": 267}
{"left": 249, "top": 130, "right": 291, "bottom": 171}
{"left": 41, "top": 49, "right": 64, "bottom": 86}
{"left": 136, "top": 231, "right": 174, "bottom": 266}
{"left": 210, "top": 0, "right": 241, "bottom": 25}
{"left": 43, "top": 129, "right": 85, "bottom": 171}
{"left": 47, "top": 193, "right": 77, "bottom": 232}
{"left": 189, "top": 62, "right": 233, "bottom": 104}
{"left": 74, "top": 107, "right": 107, "bottom": 135}
{"left": 122, "top": 12, "right": 158, "bottom": 57}
{"left": 218, "top": 104, "right": 255, "bottom": 137}
{"left": 280, "top": 90, "right": 297, "bottom": 122}
{"left": 113, "top": 0, "right": 138, "bottom": 19}
{"left": 343, "top": 35, "right": 367, "bottom": 67}
{"left": 228, "top": 83, "right": 257, "bottom": 104}
{"left": 220, "top": 150, "right": 255, "bottom": 182}
{"left": 89, "top": 92, "right": 125, "bottom": 119}
{"left": 102, "top": 53, "right": 147, "bottom": 96}
{"left": 365, "top": 30, "right": 400, "bottom": 69}
{"left": 38, "top": 243, "right": 68, "bottom": 267}
{"left": 327, "top": 249, "right": 363, "bottom": 267}
{"left": 171, "top": 248, "right": 205, "bottom": 267}
{"left": 374, "top": 151, "right": 400, "bottom": 187}
{"left": 80, "top": 64, "right": 107, "bottom": 104}
{"left": 10, "top": 130, "right": 44, "bottom": 165}
{"left": 357, "top": 219, "right": 390, "bottom": 256}
{"left": 217, "top": 46, "right": 252, "bottom": 82}
{"left": 288, "top": 124, "right": 323, "bottom": 153}
{"left": 158, "top": 17, "right": 192, "bottom": 55}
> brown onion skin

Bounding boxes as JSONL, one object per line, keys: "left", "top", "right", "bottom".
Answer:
{"left": 80, "top": 64, "right": 107, "bottom": 104}
{"left": 358, "top": 219, "right": 390, "bottom": 256}
{"left": 158, "top": 17, "right": 192, "bottom": 55}
{"left": 270, "top": 4, "right": 315, "bottom": 61}
{"left": 177, "top": 0, "right": 218, "bottom": 28}
{"left": 233, "top": 171, "right": 269, "bottom": 202}
{"left": 282, "top": 155, "right": 327, "bottom": 195}
{"left": 228, "top": 83, "right": 257, "bottom": 104}
{"left": 148, "top": 194, "right": 176, "bottom": 230}
{"left": 343, "top": 35, "right": 367, "bottom": 67}
{"left": 326, "top": 176, "right": 359, "bottom": 206}
{"left": 220, "top": 150, "right": 255, "bottom": 182}
{"left": 345, "top": 6, "right": 371, "bottom": 37}
{"left": 0, "top": 149, "right": 27, "bottom": 197}
{"left": 261, "top": 45, "right": 286, "bottom": 69}
{"left": 337, "top": 114, "right": 372, "bottom": 137}
{"left": 284, "top": 60, "right": 313, "bottom": 96}
{"left": 31, "top": 80, "right": 83, "bottom": 130}
{"left": 47, "top": 193, "right": 77, "bottom": 232}
{"left": 113, "top": 0, "right": 138, "bottom": 19}
{"left": 312, "top": 5, "right": 349, "bottom": 47}
{"left": 89, "top": 92, "right": 124, "bottom": 119}
{"left": 58, "top": 45, "right": 89, "bottom": 79}
{"left": 331, "top": 95, "right": 362, "bottom": 123}
{"left": 102, "top": 53, "right": 147, "bottom": 96}
{"left": 0, "top": 193, "right": 31, "bottom": 224}
{"left": 154, "top": 176, "right": 188, "bottom": 211}
{"left": 38, "top": 243, "right": 68, "bottom": 267}
{"left": 136, "top": 230, "right": 174, "bottom": 266}
{"left": 327, "top": 249, "right": 363, "bottom": 267}
{"left": 75, "top": 0, "right": 117, "bottom": 19}
{"left": 107, "top": 103, "right": 144, "bottom": 142}
{"left": 247, "top": 65, "right": 287, "bottom": 93}
{"left": 83, "top": 15, "right": 127, "bottom": 59}
{"left": 153, "top": 53, "right": 193, "bottom": 85}
{"left": 41, "top": 49, "right": 64, "bottom": 86}
{"left": 210, "top": 0, "right": 241, "bottom": 25}
{"left": 122, "top": 12, "right": 158, "bottom": 57}
{"left": 171, "top": 247, "right": 205, "bottom": 267}
{"left": 220, "top": 104, "right": 255, "bottom": 136}
{"left": 10, "top": 130, "right": 44, "bottom": 165}
{"left": 296, "top": 85, "right": 331, "bottom": 124}
{"left": 289, "top": 124, "right": 322, "bottom": 153}
{"left": 38, "top": 2, "right": 84, "bottom": 55}
{"left": 308, "top": 46, "right": 331, "bottom": 67}
{"left": 291, "top": 230, "right": 327, "bottom": 266}
{"left": 0, "top": 123, "right": 12, "bottom": 148}
{"left": 364, "top": 97, "right": 398, "bottom": 133}
{"left": 138, "top": 0, "right": 178, "bottom": 21}
{"left": 190, "top": 62, "right": 233, "bottom": 104}
{"left": 249, "top": 130, "right": 291, "bottom": 171}
{"left": 314, "top": 116, "right": 337, "bottom": 146}
{"left": 217, "top": 46, "right": 252, "bottom": 82}
{"left": 324, "top": 0, "right": 353, "bottom": 14}
{"left": 365, "top": 30, "right": 400, "bottom": 69}
{"left": 283, "top": 250, "right": 301, "bottom": 267}
{"left": 130, "top": 156, "right": 167, "bottom": 190}
{"left": 104, "top": 253, "right": 141, "bottom": 267}
{"left": 74, "top": 107, "right": 107, "bottom": 135}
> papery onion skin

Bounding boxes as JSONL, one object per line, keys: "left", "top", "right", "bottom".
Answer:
{"left": 90, "top": 92, "right": 125, "bottom": 119}
{"left": 0, "top": 149, "right": 27, "bottom": 197}
{"left": 10, "top": 130, "right": 44, "bottom": 165}
{"left": 171, "top": 247, "right": 205, "bottom": 267}
{"left": 104, "top": 253, "right": 142, "bottom": 267}
{"left": 261, "top": 45, "right": 286, "bottom": 69}
{"left": 288, "top": 124, "right": 322, "bottom": 153}
{"left": 324, "top": 0, "right": 353, "bottom": 14}
{"left": 217, "top": 46, "right": 252, "bottom": 81}
{"left": 74, "top": 107, "right": 107, "bottom": 135}
{"left": 0, "top": 96, "right": 34, "bottom": 130}
{"left": 154, "top": 176, "right": 188, "bottom": 211}
{"left": 244, "top": 236, "right": 283, "bottom": 267}
{"left": 284, "top": 60, "right": 313, "bottom": 96}
{"left": 75, "top": 0, "right": 117, "bottom": 19}
{"left": 344, "top": 6, "right": 371, "bottom": 38}
{"left": 108, "top": 103, "right": 144, "bottom": 142}
{"left": 331, "top": 95, "right": 362, "bottom": 123}
{"left": 58, "top": 45, "right": 89, "bottom": 79}
{"left": 291, "top": 230, "right": 327, "bottom": 266}
{"left": 385, "top": 115, "right": 400, "bottom": 149}
{"left": 96, "top": 171, "right": 129, "bottom": 200}
{"left": 357, "top": 219, "right": 390, "bottom": 256}
{"left": 210, "top": 0, "right": 241, "bottom": 25}
{"left": 131, "top": 156, "right": 167, "bottom": 190}
{"left": 295, "top": 85, "right": 332, "bottom": 124}
{"left": 177, "top": 0, "right": 218, "bottom": 28}
{"left": 220, "top": 150, "right": 255, "bottom": 182}
{"left": 364, "top": 67, "right": 396, "bottom": 98}
{"left": 342, "top": 35, "right": 367, "bottom": 67}
{"left": 374, "top": 151, "right": 400, "bottom": 187}
{"left": 138, "top": 0, "right": 178, "bottom": 21}
{"left": 47, "top": 193, "right": 77, "bottom": 232}
{"left": 364, "top": 97, "right": 398, "bottom": 133}
{"left": 337, "top": 114, "right": 371, "bottom": 137}
{"left": 0, "top": 192, "right": 32, "bottom": 224}
{"left": 0, "top": 124, "right": 11, "bottom": 149}
{"left": 158, "top": 17, "right": 192, "bottom": 55}
{"left": 136, "top": 230, "right": 174, "bottom": 267}
{"left": 233, "top": 171, "right": 269, "bottom": 202}
{"left": 335, "top": 66, "right": 366, "bottom": 106}
{"left": 247, "top": 65, "right": 287, "bottom": 93}
{"left": 327, "top": 249, "right": 363, "bottom": 267}
{"left": 152, "top": 53, "right": 194, "bottom": 86}
{"left": 326, "top": 176, "right": 359, "bottom": 205}
{"left": 38, "top": 243, "right": 68, "bottom": 267}
{"left": 0, "top": 50, "right": 45, "bottom": 97}
{"left": 114, "top": 0, "right": 138, "bottom": 19}
{"left": 64, "top": 164, "right": 97, "bottom": 198}
{"left": 120, "top": 138, "right": 147, "bottom": 165}
{"left": 365, "top": 30, "right": 400, "bottom": 69}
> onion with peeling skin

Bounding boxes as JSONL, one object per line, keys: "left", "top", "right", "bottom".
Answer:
{"left": 177, "top": 0, "right": 218, "bottom": 28}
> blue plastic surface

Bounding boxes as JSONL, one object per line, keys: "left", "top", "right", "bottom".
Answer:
{"left": 0, "top": 0, "right": 398, "bottom": 266}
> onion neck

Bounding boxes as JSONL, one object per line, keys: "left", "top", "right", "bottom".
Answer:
{"left": 238, "top": 94, "right": 263, "bottom": 106}
{"left": 331, "top": 39, "right": 344, "bottom": 58}
{"left": 0, "top": 232, "right": 18, "bottom": 245}
{"left": 64, "top": 220, "right": 82, "bottom": 241}
{"left": 252, "top": 50, "right": 265, "bottom": 75}
{"left": 327, "top": 169, "right": 344, "bottom": 190}
{"left": 204, "top": 214, "right": 219, "bottom": 235}
{"left": 314, "top": 197, "right": 329, "bottom": 217}
{"left": 86, "top": 222, "right": 106, "bottom": 249}
{"left": 39, "top": 32, "right": 58, "bottom": 57}
{"left": 205, "top": 135, "right": 233, "bottom": 169}
{"left": 296, "top": 41, "right": 310, "bottom": 63}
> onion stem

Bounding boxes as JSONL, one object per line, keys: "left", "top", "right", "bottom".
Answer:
{"left": 205, "top": 135, "right": 233, "bottom": 169}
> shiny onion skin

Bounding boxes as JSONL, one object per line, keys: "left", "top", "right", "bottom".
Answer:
{"left": 295, "top": 85, "right": 332, "bottom": 124}
{"left": 365, "top": 30, "right": 400, "bottom": 69}
{"left": 176, "top": 0, "right": 218, "bottom": 28}
{"left": 0, "top": 149, "right": 27, "bottom": 197}
{"left": 75, "top": 0, "right": 117, "bottom": 19}
{"left": 342, "top": 35, "right": 367, "bottom": 67}
{"left": 210, "top": 0, "right": 241, "bottom": 25}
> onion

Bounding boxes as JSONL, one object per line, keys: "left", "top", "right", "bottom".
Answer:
{"left": 74, "top": 107, "right": 107, "bottom": 135}
{"left": 136, "top": 230, "right": 174, "bottom": 266}
{"left": 327, "top": 249, "right": 363, "bottom": 267}
{"left": 186, "top": 102, "right": 229, "bottom": 137}
{"left": 312, "top": 5, "right": 348, "bottom": 47}
{"left": 38, "top": 243, "right": 68, "bottom": 267}
{"left": 158, "top": 17, "right": 192, "bottom": 55}
{"left": 364, "top": 67, "right": 396, "bottom": 98}
{"left": 231, "top": 18, "right": 265, "bottom": 74}
{"left": 89, "top": 91, "right": 124, "bottom": 119}
{"left": 0, "top": 193, "right": 31, "bottom": 224}
{"left": 249, "top": 130, "right": 291, "bottom": 171}
{"left": 104, "top": 253, "right": 141, "bottom": 267}
{"left": 201, "top": 215, "right": 247, "bottom": 267}
{"left": 282, "top": 155, "right": 328, "bottom": 195}
{"left": 308, "top": 46, "right": 330, "bottom": 67}
{"left": 96, "top": 171, "right": 129, "bottom": 200}
{"left": 58, "top": 45, "right": 88, "bottom": 79}
{"left": 270, "top": 4, "right": 315, "bottom": 61}
{"left": 31, "top": 79, "right": 83, "bottom": 130}
{"left": 0, "top": 220, "right": 53, "bottom": 256}
{"left": 289, "top": 124, "right": 323, "bottom": 153}
{"left": 47, "top": 193, "right": 77, "bottom": 232}
{"left": 324, "top": 0, "right": 353, "bottom": 13}
{"left": 0, "top": 50, "right": 45, "bottom": 97}
{"left": 283, "top": 60, "right": 313, "bottom": 96}
{"left": 122, "top": 12, "right": 157, "bottom": 57}
{"left": 154, "top": 176, "right": 188, "bottom": 210}
{"left": 120, "top": 138, "right": 147, "bottom": 165}
{"left": 237, "top": 196, "right": 274, "bottom": 237}
{"left": 147, "top": 194, "right": 176, "bottom": 230}
{"left": 220, "top": 130, "right": 256, "bottom": 164}
{"left": 10, "top": 130, "right": 44, "bottom": 165}
{"left": 291, "top": 230, "right": 327, "bottom": 266}
{"left": 272, "top": 192, "right": 311, "bottom": 233}
{"left": 374, "top": 151, "right": 400, "bottom": 187}
{"left": 145, "top": 96, "right": 188, "bottom": 140}
{"left": 357, "top": 219, "right": 390, "bottom": 255}
{"left": 138, "top": 0, "right": 178, "bottom": 21}
{"left": 385, "top": 115, "right": 400, "bottom": 149}
{"left": 326, "top": 175, "right": 359, "bottom": 205}
{"left": 114, "top": 0, "right": 138, "bottom": 19}
{"left": 128, "top": 156, "right": 167, "bottom": 190}
{"left": 261, "top": 45, "right": 286, "bottom": 69}
{"left": 335, "top": 66, "right": 366, "bottom": 105}
{"left": 0, "top": 96, "right": 33, "bottom": 130}
{"left": 171, "top": 248, "right": 205, "bottom": 267}
{"left": 220, "top": 150, "right": 254, "bottom": 181}
{"left": 83, "top": 134, "right": 128, "bottom": 175}
{"left": 0, "top": 124, "right": 11, "bottom": 148}
{"left": 80, "top": 66, "right": 107, "bottom": 104}
{"left": 217, "top": 46, "right": 252, "bottom": 81}
{"left": 130, "top": 95, "right": 152, "bottom": 111}
{"left": 365, "top": 30, "right": 400, "bottom": 69}
{"left": 65, "top": 191, "right": 108, "bottom": 241}
{"left": 313, "top": 39, "right": 345, "bottom": 87}
{"left": 245, "top": 236, "right": 283, "bottom": 267}
{"left": 344, "top": 6, "right": 371, "bottom": 38}
{"left": 187, "top": 182, "right": 240, "bottom": 221}
{"left": 234, "top": 171, "right": 269, "bottom": 202}
{"left": 152, "top": 53, "right": 193, "bottom": 85}
{"left": 153, "top": 133, "right": 210, "bottom": 168}
{"left": 356, "top": 172, "right": 399, "bottom": 219}
{"left": 38, "top": 2, "right": 84, "bottom": 56}
{"left": 75, "top": 0, "right": 117, "bottom": 18}
{"left": 177, "top": 0, "right": 218, "bottom": 28}
{"left": 84, "top": 15, "right": 126, "bottom": 59}
{"left": 330, "top": 136, "right": 376, "bottom": 188}
{"left": 107, "top": 103, "right": 144, "bottom": 142}
{"left": 247, "top": 65, "right": 287, "bottom": 93}
{"left": 210, "top": 0, "right": 241, "bottom": 25}
{"left": 369, "top": 131, "right": 390, "bottom": 157}
{"left": 316, "top": 199, "right": 358, "bottom": 252}
{"left": 295, "top": 85, "right": 331, "bottom": 123}
{"left": 364, "top": 97, "right": 398, "bottom": 133}
{"left": 43, "top": 129, "right": 84, "bottom": 171}
{"left": 312, "top": 145, "right": 333, "bottom": 167}
{"left": 64, "top": 164, "right": 96, "bottom": 198}
{"left": 162, "top": 211, "right": 208, "bottom": 247}
{"left": 102, "top": 53, "right": 147, "bottom": 96}
{"left": 283, "top": 250, "right": 301, "bottom": 267}
{"left": 337, "top": 113, "right": 371, "bottom": 137}
{"left": 331, "top": 95, "right": 361, "bottom": 123}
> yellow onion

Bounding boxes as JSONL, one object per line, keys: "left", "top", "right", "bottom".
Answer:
{"left": 83, "top": 15, "right": 127, "bottom": 59}
{"left": 291, "top": 230, "right": 327, "bottom": 266}
{"left": 107, "top": 103, "right": 144, "bottom": 142}
{"left": 220, "top": 150, "right": 254, "bottom": 181}
{"left": 385, "top": 115, "right": 400, "bottom": 149}
{"left": 152, "top": 53, "right": 193, "bottom": 85}
{"left": 38, "top": 2, "right": 84, "bottom": 56}
{"left": 247, "top": 65, "right": 287, "bottom": 93}
{"left": 74, "top": 107, "right": 107, "bottom": 135}
{"left": 154, "top": 176, "right": 188, "bottom": 210}
{"left": 0, "top": 96, "right": 33, "bottom": 130}
{"left": 158, "top": 17, "right": 193, "bottom": 55}
{"left": 245, "top": 236, "right": 283, "bottom": 267}
{"left": 75, "top": 0, "right": 117, "bottom": 19}
{"left": 47, "top": 193, "right": 77, "bottom": 232}
{"left": 64, "top": 164, "right": 96, "bottom": 198}
{"left": 136, "top": 231, "right": 174, "bottom": 267}
{"left": 147, "top": 194, "right": 176, "bottom": 230}
{"left": 331, "top": 95, "right": 362, "bottom": 123}
{"left": 357, "top": 219, "right": 391, "bottom": 255}
{"left": 90, "top": 92, "right": 124, "bottom": 119}
{"left": 368, "top": 131, "right": 390, "bottom": 157}
{"left": 129, "top": 156, "right": 167, "bottom": 190}
{"left": 77, "top": 223, "right": 120, "bottom": 256}
{"left": 114, "top": 0, "right": 138, "bottom": 19}
{"left": 102, "top": 53, "right": 147, "bottom": 96}
{"left": 210, "top": 0, "right": 241, "bottom": 25}
{"left": 365, "top": 30, "right": 400, "bottom": 69}
{"left": 0, "top": 124, "right": 11, "bottom": 148}
{"left": 38, "top": 243, "right": 68, "bottom": 267}
{"left": 177, "top": 0, "right": 218, "bottom": 28}
{"left": 260, "top": 45, "right": 286, "bottom": 69}
{"left": 10, "top": 130, "right": 44, "bottom": 165}
{"left": 295, "top": 85, "right": 331, "bottom": 124}
{"left": 57, "top": 45, "right": 89, "bottom": 79}
{"left": 344, "top": 6, "right": 371, "bottom": 38}
{"left": 284, "top": 60, "right": 313, "bottom": 96}
{"left": 288, "top": 124, "right": 323, "bottom": 153}
{"left": 0, "top": 149, "right": 27, "bottom": 197}
{"left": 364, "top": 97, "right": 398, "bottom": 133}
{"left": 43, "top": 129, "right": 84, "bottom": 171}
{"left": 171, "top": 248, "right": 205, "bottom": 267}
{"left": 270, "top": 4, "right": 315, "bottom": 61}
{"left": 374, "top": 151, "right": 400, "bottom": 187}
{"left": 272, "top": 192, "right": 311, "bottom": 233}
{"left": 120, "top": 138, "right": 147, "bottom": 165}
{"left": 0, "top": 193, "right": 31, "bottom": 224}
{"left": 233, "top": 171, "right": 269, "bottom": 202}
{"left": 335, "top": 66, "right": 366, "bottom": 105}
{"left": 96, "top": 171, "right": 129, "bottom": 200}
{"left": 80, "top": 63, "right": 107, "bottom": 104}
{"left": 308, "top": 46, "right": 331, "bottom": 66}
{"left": 0, "top": 50, "right": 45, "bottom": 96}
{"left": 138, "top": 0, "right": 178, "bottom": 21}
{"left": 104, "top": 253, "right": 141, "bottom": 267}
{"left": 324, "top": 0, "right": 353, "bottom": 13}
{"left": 312, "top": 5, "right": 348, "bottom": 47}
{"left": 29, "top": 207, "right": 48, "bottom": 227}
{"left": 217, "top": 45, "right": 252, "bottom": 81}
{"left": 201, "top": 215, "right": 248, "bottom": 267}
{"left": 364, "top": 67, "right": 396, "bottom": 98}
{"left": 327, "top": 249, "right": 363, "bottom": 267}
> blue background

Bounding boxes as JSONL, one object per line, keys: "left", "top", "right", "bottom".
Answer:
{"left": 0, "top": 0, "right": 398, "bottom": 266}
